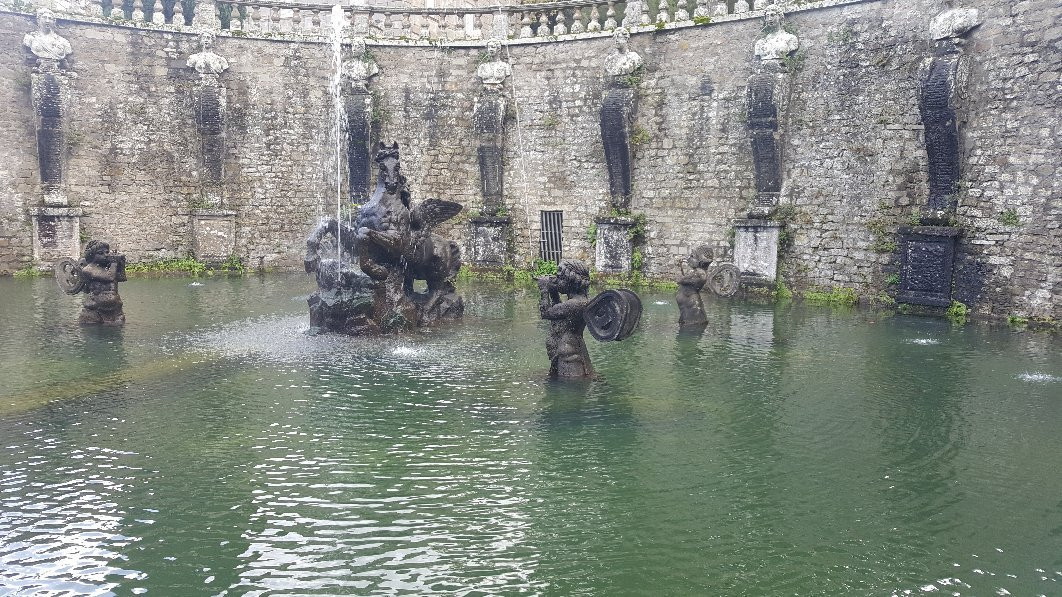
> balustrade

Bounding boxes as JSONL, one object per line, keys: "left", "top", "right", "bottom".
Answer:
{"left": 31, "top": 0, "right": 803, "bottom": 41}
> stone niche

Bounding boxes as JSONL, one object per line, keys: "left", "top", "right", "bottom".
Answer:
{"left": 898, "top": 225, "right": 959, "bottom": 307}
{"left": 595, "top": 216, "right": 634, "bottom": 274}
{"left": 733, "top": 219, "right": 782, "bottom": 284}
{"left": 185, "top": 208, "right": 236, "bottom": 263}
{"left": 30, "top": 206, "right": 82, "bottom": 265}
{"left": 469, "top": 215, "right": 510, "bottom": 266}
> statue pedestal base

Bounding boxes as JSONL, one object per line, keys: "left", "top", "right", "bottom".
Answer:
{"left": 898, "top": 225, "right": 960, "bottom": 307}
{"left": 186, "top": 208, "right": 236, "bottom": 263}
{"left": 595, "top": 216, "right": 634, "bottom": 274}
{"left": 30, "top": 206, "right": 83, "bottom": 267}
{"left": 733, "top": 218, "right": 782, "bottom": 284}
{"left": 469, "top": 215, "right": 510, "bottom": 266}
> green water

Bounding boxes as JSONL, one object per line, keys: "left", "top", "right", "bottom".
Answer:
{"left": 0, "top": 275, "right": 1059, "bottom": 595}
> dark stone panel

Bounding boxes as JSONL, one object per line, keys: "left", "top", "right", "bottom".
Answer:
{"left": 197, "top": 86, "right": 224, "bottom": 135}
{"left": 201, "top": 134, "right": 224, "bottom": 184}
{"left": 474, "top": 96, "right": 502, "bottom": 136}
{"left": 750, "top": 131, "right": 780, "bottom": 195}
{"left": 37, "top": 216, "right": 57, "bottom": 249}
{"left": 346, "top": 90, "right": 373, "bottom": 205}
{"left": 747, "top": 73, "right": 781, "bottom": 196}
{"left": 920, "top": 57, "right": 960, "bottom": 213}
{"left": 478, "top": 145, "right": 503, "bottom": 205}
{"left": 898, "top": 226, "right": 959, "bottom": 307}
{"left": 600, "top": 88, "right": 633, "bottom": 205}
{"left": 37, "top": 119, "right": 63, "bottom": 186}
{"left": 37, "top": 74, "right": 62, "bottom": 118}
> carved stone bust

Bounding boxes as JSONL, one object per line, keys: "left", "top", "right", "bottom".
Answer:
{"left": 186, "top": 30, "right": 229, "bottom": 76}
{"left": 476, "top": 39, "right": 512, "bottom": 91}
{"left": 23, "top": 9, "right": 72, "bottom": 68}
{"left": 753, "top": 7, "right": 799, "bottom": 63}
{"left": 929, "top": 7, "right": 981, "bottom": 41}
{"left": 603, "top": 28, "right": 643, "bottom": 79}
{"left": 342, "top": 36, "right": 380, "bottom": 91}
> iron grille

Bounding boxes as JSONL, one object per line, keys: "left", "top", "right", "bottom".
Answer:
{"left": 539, "top": 210, "right": 563, "bottom": 263}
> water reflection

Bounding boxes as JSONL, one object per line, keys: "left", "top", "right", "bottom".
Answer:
{"left": 0, "top": 278, "right": 1060, "bottom": 595}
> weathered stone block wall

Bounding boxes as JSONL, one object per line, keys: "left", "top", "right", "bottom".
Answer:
{"left": 0, "top": 13, "right": 337, "bottom": 272}
{"left": 0, "top": 0, "right": 1057, "bottom": 318}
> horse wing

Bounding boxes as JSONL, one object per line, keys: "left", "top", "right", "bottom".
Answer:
{"left": 412, "top": 199, "right": 463, "bottom": 231}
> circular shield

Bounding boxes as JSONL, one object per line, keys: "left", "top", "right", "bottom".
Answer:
{"left": 707, "top": 263, "right": 740, "bottom": 297}
{"left": 585, "top": 288, "right": 643, "bottom": 342}
{"left": 54, "top": 258, "right": 84, "bottom": 295}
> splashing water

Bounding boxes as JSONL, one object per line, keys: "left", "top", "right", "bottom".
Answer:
{"left": 905, "top": 338, "right": 940, "bottom": 345}
{"left": 1018, "top": 372, "right": 1060, "bottom": 383}
{"left": 330, "top": 4, "right": 347, "bottom": 283}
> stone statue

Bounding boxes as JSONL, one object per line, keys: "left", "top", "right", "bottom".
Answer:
{"left": 304, "top": 219, "right": 377, "bottom": 335}
{"left": 753, "top": 7, "right": 799, "bottom": 63}
{"left": 538, "top": 260, "right": 594, "bottom": 378}
{"left": 471, "top": 37, "right": 512, "bottom": 261}
{"left": 24, "top": 8, "right": 76, "bottom": 208}
{"left": 537, "top": 260, "right": 643, "bottom": 379}
{"left": 186, "top": 30, "right": 229, "bottom": 76}
{"left": 896, "top": 7, "right": 980, "bottom": 308}
{"left": 929, "top": 7, "right": 980, "bottom": 41}
{"left": 305, "top": 142, "right": 465, "bottom": 335}
{"left": 601, "top": 28, "right": 642, "bottom": 212}
{"left": 55, "top": 240, "right": 127, "bottom": 326}
{"left": 187, "top": 30, "right": 229, "bottom": 207}
{"left": 343, "top": 36, "right": 379, "bottom": 205}
{"left": 745, "top": 5, "right": 798, "bottom": 219}
{"left": 342, "top": 36, "right": 380, "bottom": 92}
{"left": 676, "top": 245, "right": 712, "bottom": 326}
{"left": 23, "top": 9, "right": 72, "bottom": 71}
{"left": 603, "top": 28, "right": 643, "bottom": 80}
{"left": 475, "top": 38, "right": 511, "bottom": 91}
{"left": 918, "top": 7, "right": 980, "bottom": 219}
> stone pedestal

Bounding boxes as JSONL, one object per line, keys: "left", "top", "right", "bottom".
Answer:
{"left": 898, "top": 225, "right": 959, "bottom": 307}
{"left": 30, "top": 206, "right": 82, "bottom": 266}
{"left": 595, "top": 216, "right": 634, "bottom": 274}
{"left": 733, "top": 219, "right": 782, "bottom": 283}
{"left": 188, "top": 208, "right": 236, "bottom": 263}
{"left": 469, "top": 215, "right": 510, "bottom": 266}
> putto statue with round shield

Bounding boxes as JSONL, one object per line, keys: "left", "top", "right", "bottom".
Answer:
{"left": 55, "top": 240, "right": 127, "bottom": 325}
{"left": 537, "top": 259, "right": 642, "bottom": 378}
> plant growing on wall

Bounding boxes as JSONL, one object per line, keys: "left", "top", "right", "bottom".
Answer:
{"left": 630, "top": 126, "right": 651, "bottom": 147}
{"left": 998, "top": 209, "right": 1020, "bottom": 226}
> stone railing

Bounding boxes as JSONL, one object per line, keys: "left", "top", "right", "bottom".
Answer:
{"left": 4, "top": 0, "right": 874, "bottom": 42}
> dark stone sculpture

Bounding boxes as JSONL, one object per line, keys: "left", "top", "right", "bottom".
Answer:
{"left": 676, "top": 245, "right": 712, "bottom": 326}
{"left": 304, "top": 219, "right": 378, "bottom": 335}
{"left": 538, "top": 259, "right": 642, "bottom": 378}
{"left": 55, "top": 240, "right": 126, "bottom": 326}
{"left": 538, "top": 260, "right": 594, "bottom": 378}
{"left": 898, "top": 8, "right": 979, "bottom": 308}
{"left": 305, "top": 142, "right": 464, "bottom": 335}
{"left": 918, "top": 8, "right": 979, "bottom": 218}
{"left": 474, "top": 38, "right": 511, "bottom": 216}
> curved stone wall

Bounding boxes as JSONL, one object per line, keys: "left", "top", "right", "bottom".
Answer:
{"left": 0, "top": 0, "right": 1057, "bottom": 319}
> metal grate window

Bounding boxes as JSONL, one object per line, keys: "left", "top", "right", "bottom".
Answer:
{"left": 539, "top": 210, "right": 563, "bottom": 263}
